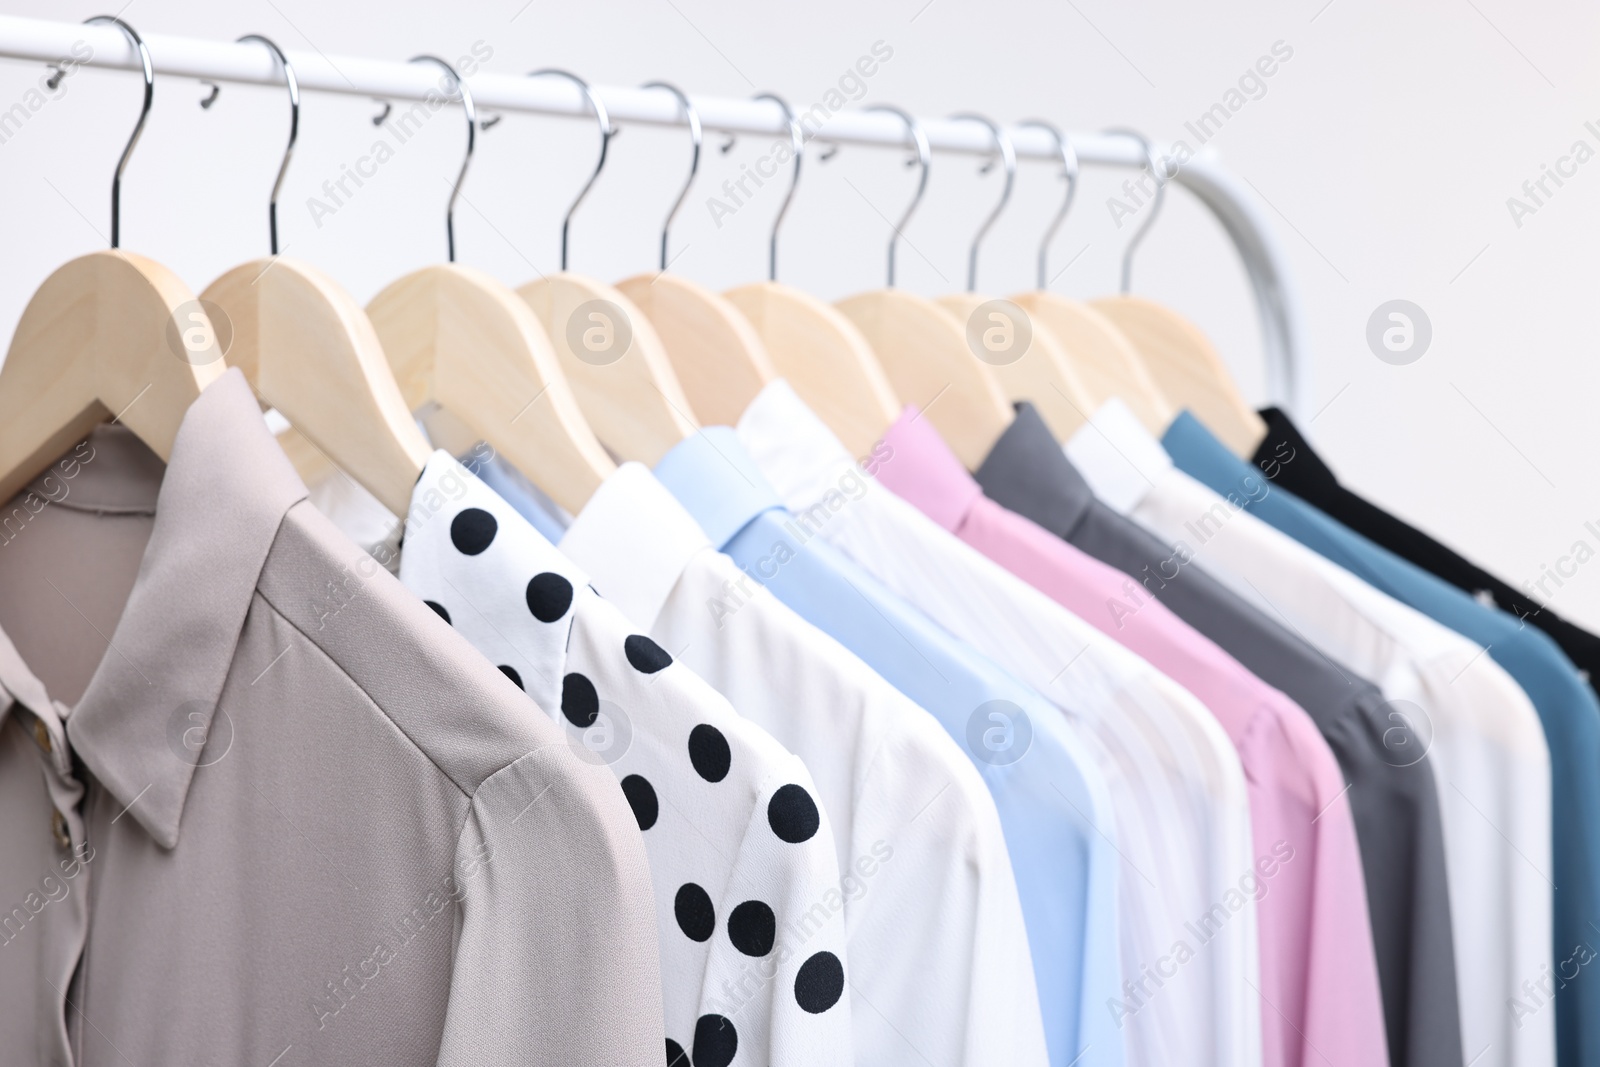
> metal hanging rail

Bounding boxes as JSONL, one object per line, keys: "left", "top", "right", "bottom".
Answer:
{"left": 0, "top": 14, "right": 1310, "bottom": 415}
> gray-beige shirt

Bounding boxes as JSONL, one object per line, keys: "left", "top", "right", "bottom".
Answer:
{"left": 0, "top": 368, "right": 664, "bottom": 1066}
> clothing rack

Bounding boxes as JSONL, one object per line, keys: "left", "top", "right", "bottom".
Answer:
{"left": 0, "top": 13, "right": 1310, "bottom": 417}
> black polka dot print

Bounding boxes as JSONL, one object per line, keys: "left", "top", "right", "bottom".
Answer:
{"left": 525, "top": 572, "right": 574, "bottom": 623}
{"left": 674, "top": 883, "right": 715, "bottom": 942}
{"left": 620, "top": 774, "right": 658, "bottom": 831}
{"left": 624, "top": 634, "right": 673, "bottom": 673}
{"left": 693, "top": 1014, "right": 738, "bottom": 1067}
{"left": 688, "top": 724, "right": 732, "bottom": 782}
{"left": 449, "top": 507, "right": 498, "bottom": 555}
{"left": 561, "top": 672, "right": 599, "bottom": 728}
{"left": 793, "top": 950, "right": 845, "bottom": 1013}
{"left": 424, "top": 600, "right": 451, "bottom": 625}
{"left": 767, "top": 784, "right": 821, "bottom": 843}
{"left": 727, "top": 900, "right": 776, "bottom": 957}
{"left": 399, "top": 462, "right": 855, "bottom": 1066}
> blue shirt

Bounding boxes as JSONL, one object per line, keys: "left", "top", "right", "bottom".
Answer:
{"left": 656, "top": 427, "right": 1126, "bottom": 1067}
{"left": 1164, "top": 410, "right": 1600, "bottom": 1067}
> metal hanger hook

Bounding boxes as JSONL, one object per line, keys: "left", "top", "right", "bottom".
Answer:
{"left": 1104, "top": 127, "right": 1171, "bottom": 293}
{"left": 947, "top": 113, "right": 1016, "bottom": 292}
{"left": 236, "top": 35, "right": 299, "bottom": 256}
{"left": 84, "top": 15, "right": 152, "bottom": 250}
{"left": 865, "top": 105, "right": 929, "bottom": 288}
{"left": 641, "top": 81, "right": 701, "bottom": 272}
{"left": 527, "top": 69, "right": 613, "bottom": 272}
{"left": 754, "top": 92, "right": 803, "bottom": 283}
{"left": 408, "top": 55, "right": 475, "bottom": 263}
{"left": 1017, "top": 119, "right": 1079, "bottom": 291}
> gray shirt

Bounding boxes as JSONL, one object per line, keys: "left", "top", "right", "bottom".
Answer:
{"left": 976, "top": 402, "right": 1462, "bottom": 1067}
{"left": 0, "top": 369, "right": 665, "bottom": 1066}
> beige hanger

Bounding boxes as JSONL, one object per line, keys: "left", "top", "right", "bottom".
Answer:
{"left": 1095, "top": 130, "right": 1263, "bottom": 450}
{"left": 514, "top": 70, "right": 697, "bottom": 466}
{"left": 936, "top": 119, "right": 1094, "bottom": 441}
{"left": 199, "top": 36, "right": 428, "bottom": 517}
{"left": 722, "top": 94, "right": 899, "bottom": 459}
{"left": 1012, "top": 291, "right": 1173, "bottom": 432}
{"left": 613, "top": 82, "right": 774, "bottom": 427}
{"left": 368, "top": 56, "right": 614, "bottom": 516}
{"left": 0, "top": 17, "right": 222, "bottom": 504}
{"left": 835, "top": 108, "right": 1010, "bottom": 470}
{"left": 989, "top": 122, "right": 1168, "bottom": 435}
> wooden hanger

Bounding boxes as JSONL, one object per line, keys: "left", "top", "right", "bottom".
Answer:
{"left": 721, "top": 94, "right": 899, "bottom": 459}
{"left": 199, "top": 36, "right": 428, "bottom": 517}
{"left": 0, "top": 17, "right": 221, "bottom": 504}
{"left": 1093, "top": 130, "right": 1263, "bottom": 449}
{"left": 835, "top": 108, "right": 1010, "bottom": 469}
{"left": 995, "top": 122, "right": 1169, "bottom": 436}
{"left": 368, "top": 56, "right": 614, "bottom": 515}
{"left": 514, "top": 70, "right": 697, "bottom": 466}
{"left": 612, "top": 82, "right": 774, "bottom": 427}
{"left": 1091, "top": 295, "right": 1265, "bottom": 454}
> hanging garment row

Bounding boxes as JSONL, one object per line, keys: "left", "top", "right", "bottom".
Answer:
{"left": 0, "top": 15, "right": 1589, "bottom": 1067}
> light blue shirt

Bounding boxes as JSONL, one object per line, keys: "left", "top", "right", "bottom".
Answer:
{"left": 1164, "top": 410, "right": 1600, "bottom": 1067}
{"left": 656, "top": 427, "right": 1126, "bottom": 1067}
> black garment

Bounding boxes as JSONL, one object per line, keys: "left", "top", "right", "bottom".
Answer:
{"left": 1253, "top": 405, "right": 1600, "bottom": 693}
{"left": 977, "top": 402, "right": 1463, "bottom": 1067}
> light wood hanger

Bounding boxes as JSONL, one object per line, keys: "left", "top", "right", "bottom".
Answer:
{"left": 613, "top": 82, "right": 774, "bottom": 427}
{"left": 723, "top": 93, "right": 898, "bottom": 459}
{"left": 1092, "top": 129, "right": 1264, "bottom": 451}
{"left": 834, "top": 107, "right": 1010, "bottom": 470}
{"left": 0, "top": 17, "right": 222, "bottom": 504}
{"left": 199, "top": 35, "right": 428, "bottom": 517}
{"left": 999, "top": 122, "right": 1172, "bottom": 435}
{"left": 513, "top": 70, "right": 697, "bottom": 466}
{"left": 366, "top": 56, "right": 614, "bottom": 516}
{"left": 937, "top": 120, "right": 1092, "bottom": 441}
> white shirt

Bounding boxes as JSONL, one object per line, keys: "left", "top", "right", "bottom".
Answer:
{"left": 737, "top": 381, "right": 1260, "bottom": 1067}
{"left": 560, "top": 461, "right": 1051, "bottom": 1067}
{"left": 399, "top": 451, "right": 854, "bottom": 1067}
{"left": 1067, "top": 398, "right": 1556, "bottom": 1067}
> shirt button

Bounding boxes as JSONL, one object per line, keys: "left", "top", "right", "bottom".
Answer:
{"left": 31, "top": 717, "right": 52, "bottom": 754}
{"left": 50, "top": 809, "right": 70, "bottom": 849}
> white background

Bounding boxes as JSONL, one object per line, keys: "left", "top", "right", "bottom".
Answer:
{"left": 0, "top": 0, "right": 1596, "bottom": 628}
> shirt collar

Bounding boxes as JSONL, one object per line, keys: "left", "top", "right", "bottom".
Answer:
{"left": 1062, "top": 397, "right": 1173, "bottom": 515}
{"left": 653, "top": 425, "right": 787, "bottom": 549}
{"left": 737, "top": 379, "right": 868, "bottom": 513}
{"left": 875, "top": 406, "right": 983, "bottom": 533}
{"left": 66, "top": 368, "right": 308, "bottom": 849}
{"left": 1254, "top": 406, "right": 1338, "bottom": 490}
{"left": 560, "top": 463, "right": 711, "bottom": 628}
{"left": 974, "top": 401, "right": 1094, "bottom": 535}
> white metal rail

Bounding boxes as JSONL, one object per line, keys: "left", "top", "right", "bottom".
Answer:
{"left": 0, "top": 14, "right": 1310, "bottom": 414}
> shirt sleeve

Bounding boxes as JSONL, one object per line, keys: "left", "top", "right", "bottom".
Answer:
{"left": 437, "top": 745, "right": 665, "bottom": 1067}
{"left": 696, "top": 755, "right": 855, "bottom": 1067}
